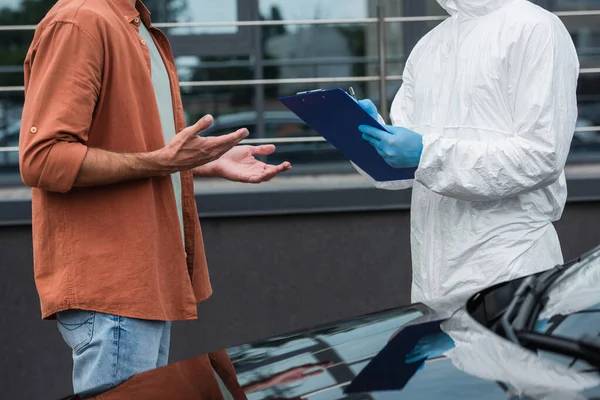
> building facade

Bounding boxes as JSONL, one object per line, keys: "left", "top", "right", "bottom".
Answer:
{"left": 0, "top": 0, "right": 599, "bottom": 178}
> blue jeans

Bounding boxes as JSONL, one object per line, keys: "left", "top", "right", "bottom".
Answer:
{"left": 56, "top": 309, "right": 171, "bottom": 398}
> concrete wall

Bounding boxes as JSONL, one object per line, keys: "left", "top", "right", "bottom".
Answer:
{"left": 1, "top": 199, "right": 600, "bottom": 399}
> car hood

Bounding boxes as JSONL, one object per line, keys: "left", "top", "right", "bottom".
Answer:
{"left": 230, "top": 246, "right": 600, "bottom": 399}
{"left": 61, "top": 247, "right": 600, "bottom": 400}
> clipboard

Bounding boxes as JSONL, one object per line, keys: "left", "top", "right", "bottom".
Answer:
{"left": 279, "top": 88, "right": 415, "bottom": 182}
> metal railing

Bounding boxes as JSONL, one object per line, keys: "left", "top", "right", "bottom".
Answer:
{"left": 1, "top": 66, "right": 599, "bottom": 93}
{"left": 1, "top": 123, "right": 600, "bottom": 150}
{"left": 0, "top": 9, "right": 599, "bottom": 151}
{"left": 1, "top": 9, "right": 599, "bottom": 31}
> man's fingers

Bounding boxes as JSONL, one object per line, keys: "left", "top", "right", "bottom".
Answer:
{"left": 212, "top": 128, "right": 249, "bottom": 148}
{"left": 250, "top": 144, "right": 276, "bottom": 156}
{"left": 254, "top": 165, "right": 283, "bottom": 183}
{"left": 197, "top": 129, "right": 249, "bottom": 165}
{"left": 249, "top": 162, "right": 292, "bottom": 184}
{"left": 268, "top": 162, "right": 292, "bottom": 175}
{"left": 185, "top": 114, "right": 214, "bottom": 137}
{"left": 264, "top": 162, "right": 292, "bottom": 180}
{"left": 279, "top": 161, "right": 292, "bottom": 171}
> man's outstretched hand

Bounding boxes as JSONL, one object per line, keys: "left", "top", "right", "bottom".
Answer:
{"left": 197, "top": 145, "right": 292, "bottom": 183}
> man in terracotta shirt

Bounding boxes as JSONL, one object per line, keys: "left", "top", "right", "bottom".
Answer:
{"left": 19, "top": 0, "right": 290, "bottom": 396}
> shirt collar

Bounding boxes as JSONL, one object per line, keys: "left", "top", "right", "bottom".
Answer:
{"left": 120, "top": 0, "right": 152, "bottom": 28}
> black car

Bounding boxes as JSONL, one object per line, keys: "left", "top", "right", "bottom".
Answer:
{"left": 62, "top": 245, "right": 600, "bottom": 399}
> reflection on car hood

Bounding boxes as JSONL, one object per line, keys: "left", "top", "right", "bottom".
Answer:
{"left": 62, "top": 247, "right": 600, "bottom": 399}
{"left": 228, "top": 247, "right": 600, "bottom": 400}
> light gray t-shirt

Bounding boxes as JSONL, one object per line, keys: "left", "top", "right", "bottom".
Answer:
{"left": 138, "top": 24, "right": 184, "bottom": 242}
{"left": 135, "top": 27, "right": 236, "bottom": 399}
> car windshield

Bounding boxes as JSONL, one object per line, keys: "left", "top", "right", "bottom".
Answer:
{"left": 468, "top": 246, "right": 600, "bottom": 374}
{"left": 533, "top": 248, "right": 600, "bottom": 376}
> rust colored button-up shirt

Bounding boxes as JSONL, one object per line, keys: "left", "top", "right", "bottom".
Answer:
{"left": 19, "top": 0, "right": 212, "bottom": 321}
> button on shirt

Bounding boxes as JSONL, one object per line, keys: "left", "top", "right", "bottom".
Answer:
{"left": 19, "top": 0, "right": 212, "bottom": 321}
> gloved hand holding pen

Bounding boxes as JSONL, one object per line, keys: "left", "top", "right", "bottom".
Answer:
{"left": 356, "top": 98, "right": 379, "bottom": 120}
{"left": 355, "top": 99, "right": 424, "bottom": 169}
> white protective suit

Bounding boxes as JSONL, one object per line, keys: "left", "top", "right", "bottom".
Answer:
{"left": 358, "top": 0, "right": 580, "bottom": 303}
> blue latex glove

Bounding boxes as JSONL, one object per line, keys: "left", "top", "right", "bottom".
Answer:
{"left": 355, "top": 97, "right": 423, "bottom": 168}
{"left": 357, "top": 99, "right": 379, "bottom": 121}
{"left": 359, "top": 123, "right": 423, "bottom": 169}
{"left": 405, "top": 332, "right": 455, "bottom": 364}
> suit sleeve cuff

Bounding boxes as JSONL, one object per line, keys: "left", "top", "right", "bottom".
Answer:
{"left": 415, "top": 133, "right": 442, "bottom": 185}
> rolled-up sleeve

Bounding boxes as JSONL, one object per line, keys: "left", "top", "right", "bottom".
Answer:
{"left": 19, "top": 21, "right": 102, "bottom": 193}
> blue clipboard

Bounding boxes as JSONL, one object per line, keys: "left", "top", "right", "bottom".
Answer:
{"left": 279, "top": 88, "right": 415, "bottom": 182}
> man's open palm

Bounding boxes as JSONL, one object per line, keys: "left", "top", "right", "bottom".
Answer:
{"left": 213, "top": 145, "right": 291, "bottom": 183}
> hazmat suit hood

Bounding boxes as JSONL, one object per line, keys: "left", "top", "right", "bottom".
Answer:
{"left": 436, "top": 0, "right": 516, "bottom": 17}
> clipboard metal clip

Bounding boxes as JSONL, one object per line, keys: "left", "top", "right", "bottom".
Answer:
{"left": 296, "top": 89, "right": 325, "bottom": 95}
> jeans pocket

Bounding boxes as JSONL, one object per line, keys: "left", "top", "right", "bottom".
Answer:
{"left": 57, "top": 309, "right": 95, "bottom": 354}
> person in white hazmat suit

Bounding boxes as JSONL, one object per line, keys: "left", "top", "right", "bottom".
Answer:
{"left": 355, "top": 0, "right": 580, "bottom": 303}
